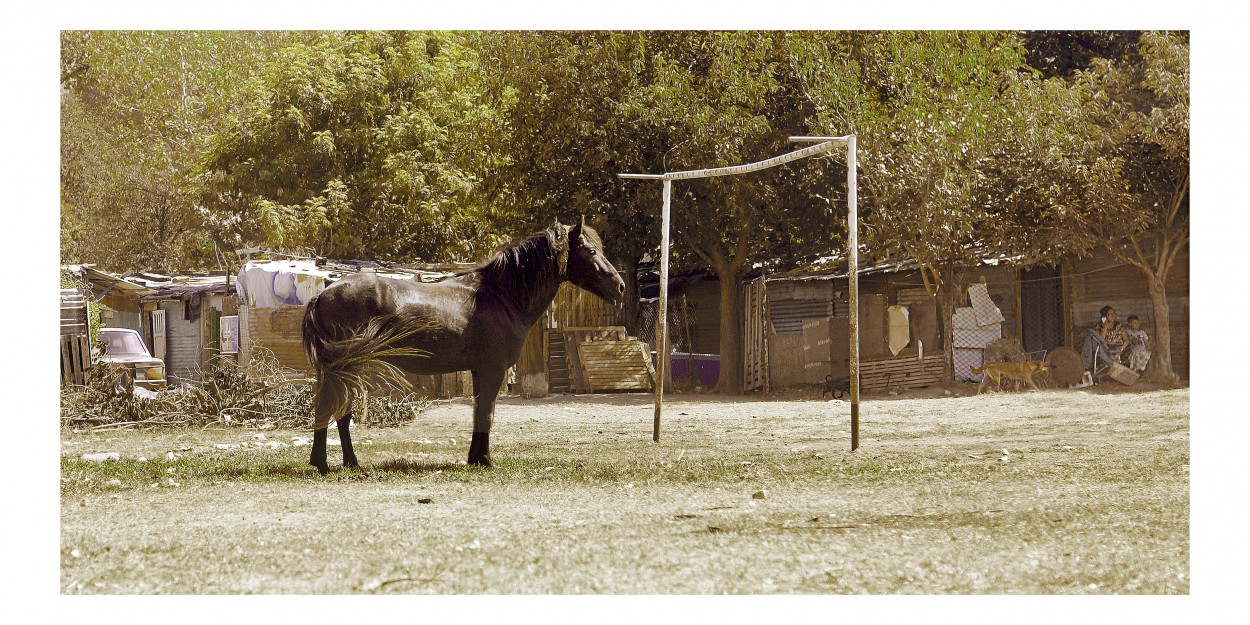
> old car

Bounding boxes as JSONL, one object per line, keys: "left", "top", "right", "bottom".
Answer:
{"left": 95, "top": 327, "right": 167, "bottom": 391}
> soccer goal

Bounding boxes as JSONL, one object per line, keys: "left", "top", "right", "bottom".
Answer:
{"left": 619, "top": 135, "right": 864, "bottom": 450}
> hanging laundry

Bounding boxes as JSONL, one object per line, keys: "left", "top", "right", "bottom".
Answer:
{"left": 236, "top": 260, "right": 329, "bottom": 308}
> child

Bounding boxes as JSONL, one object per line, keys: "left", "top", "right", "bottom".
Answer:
{"left": 1124, "top": 315, "right": 1151, "bottom": 372}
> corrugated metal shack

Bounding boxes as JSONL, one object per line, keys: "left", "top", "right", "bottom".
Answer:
{"left": 761, "top": 245, "right": 1189, "bottom": 390}
{"left": 76, "top": 266, "right": 237, "bottom": 386}
{"left": 644, "top": 243, "right": 1187, "bottom": 394}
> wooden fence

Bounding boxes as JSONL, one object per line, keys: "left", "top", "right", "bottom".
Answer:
{"left": 858, "top": 352, "right": 945, "bottom": 393}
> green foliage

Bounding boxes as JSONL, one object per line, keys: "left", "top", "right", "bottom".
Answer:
{"left": 200, "top": 31, "right": 515, "bottom": 262}
{"left": 60, "top": 31, "right": 310, "bottom": 272}
{"left": 788, "top": 31, "right": 1061, "bottom": 274}
{"left": 61, "top": 30, "right": 1187, "bottom": 349}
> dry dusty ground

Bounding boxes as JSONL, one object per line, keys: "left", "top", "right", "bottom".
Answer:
{"left": 60, "top": 384, "right": 1189, "bottom": 595}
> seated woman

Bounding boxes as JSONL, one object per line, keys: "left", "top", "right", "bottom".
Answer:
{"left": 1123, "top": 315, "right": 1152, "bottom": 372}
{"left": 1081, "top": 305, "right": 1128, "bottom": 373}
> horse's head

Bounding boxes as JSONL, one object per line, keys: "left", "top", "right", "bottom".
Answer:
{"left": 560, "top": 217, "right": 625, "bottom": 303}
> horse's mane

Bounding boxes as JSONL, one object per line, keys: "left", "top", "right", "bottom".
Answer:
{"left": 464, "top": 226, "right": 565, "bottom": 294}
{"left": 461, "top": 222, "right": 606, "bottom": 294}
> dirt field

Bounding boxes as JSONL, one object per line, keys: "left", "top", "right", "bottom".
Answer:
{"left": 59, "top": 384, "right": 1189, "bottom": 595}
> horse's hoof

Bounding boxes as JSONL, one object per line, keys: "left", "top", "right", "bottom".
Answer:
{"left": 467, "top": 457, "right": 494, "bottom": 469}
{"left": 311, "top": 463, "right": 330, "bottom": 476}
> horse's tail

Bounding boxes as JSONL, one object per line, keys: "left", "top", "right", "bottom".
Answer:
{"left": 303, "top": 296, "right": 431, "bottom": 429}
{"left": 301, "top": 292, "right": 329, "bottom": 375}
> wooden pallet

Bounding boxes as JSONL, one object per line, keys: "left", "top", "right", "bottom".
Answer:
{"left": 61, "top": 334, "right": 92, "bottom": 387}
{"left": 858, "top": 352, "right": 945, "bottom": 393}
{"left": 575, "top": 340, "right": 656, "bottom": 392}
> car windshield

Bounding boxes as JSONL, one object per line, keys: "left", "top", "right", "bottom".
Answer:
{"left": 101, "top": 331, "right": 149, "bottom": 357}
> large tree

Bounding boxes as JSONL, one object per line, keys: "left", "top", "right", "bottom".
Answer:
{"left": 60, "top": 30, "right": 308, "bottom": 272}
{"left": 199, "top": 31, "right": 515, "bottom": 263}
{"left": 1067, "top": 31, "right": 1189, "bottom": 384}
{"left": 481, "top": 31, "right": 666, "bottom": 336}
{"left": 617, "top": 31, "right": 845, "bottom": 393}
{"left": 788, "top": 31, "right": 1081, "bottom": 384}
{"left": 487, "top": 31, "right": 843, "bottom": 389}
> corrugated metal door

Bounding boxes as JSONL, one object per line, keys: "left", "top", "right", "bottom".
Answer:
{"left": 767, "top": 297, "right": 832, "bottom": 336}
{"left": 161, "top": 302, "right": 201, "bottom": 384}
{"left": 151, "top": 310, "right": 167, "bottom": 360}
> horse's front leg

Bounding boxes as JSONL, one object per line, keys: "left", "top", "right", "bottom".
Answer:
{"left": 467, "top": 368, "right": 505, "bottom": 468}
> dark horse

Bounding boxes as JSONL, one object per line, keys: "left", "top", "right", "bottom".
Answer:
{"left": 301, "top": 219, "right": 625, "bottom": 474}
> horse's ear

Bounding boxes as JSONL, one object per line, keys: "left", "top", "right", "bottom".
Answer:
{"left": 569, "top": 216, "right": 583, "bottom": 244}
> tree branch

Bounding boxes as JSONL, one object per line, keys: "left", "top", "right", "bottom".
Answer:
{"left": 61, "top": 63, "right": 90, "bottom": 84}
{"left": 677, "top": 229, "right": 720, "bottom": 270}
{"left": 1167, "top": 170, "right": 1189, "bottom": 228}
{"left": 1106, "top": 238, "right": 1153, "bottom": 277}
{"left": 731, "top": 208, "right": 756, "bottom": 273}
{"left": 1161, "top": 229, "right": 1188, "bottom": 279}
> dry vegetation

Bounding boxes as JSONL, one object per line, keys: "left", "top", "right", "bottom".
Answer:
{"left": 60, "top": 348, "right": 428, "bottom": 431}
{"left": 60, "top": 384, "right": 1188, "bottom": 595}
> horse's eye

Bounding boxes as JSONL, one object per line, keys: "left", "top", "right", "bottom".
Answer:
{"left": 588, "top": 248, "right": 597, "bottom": 256}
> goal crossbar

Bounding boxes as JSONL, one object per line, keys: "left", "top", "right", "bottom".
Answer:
{"left": 619, "top": 136, "right": 848, "bottom": 182}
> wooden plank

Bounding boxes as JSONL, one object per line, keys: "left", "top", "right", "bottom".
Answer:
{"left": 60, "top": 335, "right": 72, "bottom": 386}
{"left": 77, "top": 335, "right": 91, "bottom": 386}
{"left": 640, "top": 342, "right": 657, "bottom": 381}
{"left": 61, "top": 334, "right": 91, "bottom": 387}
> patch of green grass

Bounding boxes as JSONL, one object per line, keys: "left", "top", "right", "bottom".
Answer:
{"left": 61, "top": 448, "right": 768, "bottom": 496}
{"left": 60, "top": 455, "right": 314, "bottom": 495}
{"left": 838, "top": 464, "right": 883, "bottom": 476}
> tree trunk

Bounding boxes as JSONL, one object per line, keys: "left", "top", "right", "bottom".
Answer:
{"left": 937, "top": 265, "right": 967, "bottom": 388}
{"left": 1141, "top": 273, "right": 1180, "bottom": 385}
{"left": 713, "top": 266, "right": 745, "bottom": 395}
{"left": 621, "top": 255, "right": 641, "bottom": 338}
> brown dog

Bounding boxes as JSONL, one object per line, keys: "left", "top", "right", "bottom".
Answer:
{"left": 971, "top": 361, "right": 1054, "bottom": 393}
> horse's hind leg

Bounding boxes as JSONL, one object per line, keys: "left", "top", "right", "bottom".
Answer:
{"left": 467, "top": 368, "right": 505, "bottom": 468}
{"left": 337, "top": 413, "right": 359, "bottom": 468}
{"left": 309, "top": 379, "right": 348, "bottom": 476}
{"left": 310, "top": 426, "right": 330, "bottom": 476}
{"left": 309, "top": 411, "right": 357, "bottom": 474}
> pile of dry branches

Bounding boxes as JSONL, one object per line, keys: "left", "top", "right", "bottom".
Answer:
{"left": 60, "top": 348, "right": 430, "bottom": 431}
